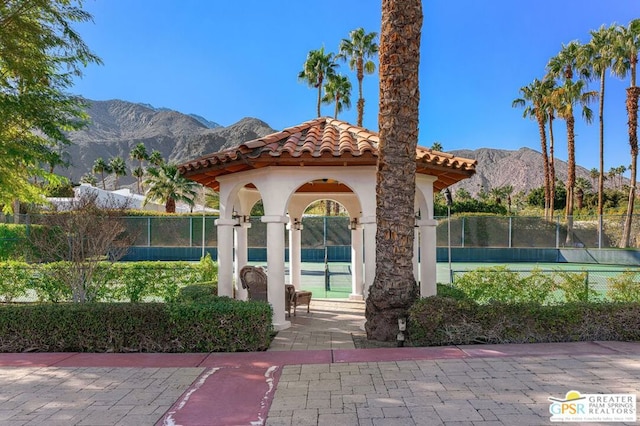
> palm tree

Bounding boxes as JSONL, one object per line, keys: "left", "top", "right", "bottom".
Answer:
{"left": 431, "top": 141, "right": 443, "bottom": 151}
{"left": 144, "top": 163, "right": 198, "bottom": 213}
{"left": 513, "top": 78, "right": 555, "bottom": 219}
{"left": 545, "top": 93, "right": 558, "bottom": 217}
{"left": 322, "top": 74, "right": 352, "bottom": 118}
{"left": 575, "top": 177, "right": 592, "bottom": 210}
{"left": 92, "top": 157, "right": 111, "bottom": 190}
{"left": 548, "top": 42, "right": 595, "bottom": 244}
{"left": 612, "top": 19, "right": 640, "bottom": 247}
{"left": 365, "top": 0, "right": 422, "bottom": 342}
{"left": 617, "top": 165, "right": 627, "bottom": 188}
{"left": 337, "top": 28, "right": 379, "bottom": 127}
{"left": 589, "top": 168, "right": 599, "bottom": 189}
{"left": 79, "top": 173, "right": 97, "bottom": 186}
{"left": 298, "top": 47, "right": 338, "bottom": 117}
{"left": 132, "top": 166, "right": 144, "bottom": 193}
{"left": 548, "top": 79, "right": 596, "bottom": 244}
{"left": 148, "top": 150, "right": 164, "bottom": 167}
{"left": 108, "top": 156, "right": 126, "bottom": 190}
{"left": 609, "top": 166, "right": 619, "bottom": 189}
{"left": 130, "top": 142, "right": 148, "bottom": 194}
{"left": 583, "top": 25, "right": 616, "bottom": 231}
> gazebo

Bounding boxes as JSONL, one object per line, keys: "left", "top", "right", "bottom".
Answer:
{"left": 178, "top": 117, "right": 476, "bottom": 330}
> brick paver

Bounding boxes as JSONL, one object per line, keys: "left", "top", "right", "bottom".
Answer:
{"left": 266, "top": 354, "right": 640, "bottom": 425}
{"left": 0, "top": 367, "right": 203, "bottom": 425}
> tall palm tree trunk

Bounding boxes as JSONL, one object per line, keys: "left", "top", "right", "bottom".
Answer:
{"left": 535, "top": 111, "right": 550, "bottom": 219}
{"left": 598, "top": 71, "right": 606, "bottom": 247}
{"left": 621, "top": 86, "right": 640, "bottom": 247}
{"left": 565, "top": 115, "right": 576, "bottom": 245}
{"left": 357, "top": 58, "right": 365, "bottom": 127}
{"left": 365, "top": 0, "right": 422, "bottom": 342}
{"left": 548, "top": 115, "right": 556, "bottom": 218}
{"left": 316, "top": 83, "right": 322, "bottom": 117}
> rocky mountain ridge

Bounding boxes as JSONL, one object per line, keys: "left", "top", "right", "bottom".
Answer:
{"left": 448, "top": 147, "right": 598, "bottom": 197}
{"left": 62, "top": 99, "right": 602, "bottom": 196}
{"left": 62, "top": 99, "right": 275, "bottom": 184}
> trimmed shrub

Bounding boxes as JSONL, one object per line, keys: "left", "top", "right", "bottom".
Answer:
{"left": 0, "top": 300, "right": 272, "bottom": 353}
{"left": 176, "top": 282, "right": 218, "bottom": 304}
{"left": 436, "top": 283, "right": 468, "bottom": 300}
{"left": 408, "top": 296, "right": 640, "bottom": 346}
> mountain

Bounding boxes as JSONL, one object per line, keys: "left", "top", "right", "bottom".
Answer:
{"left": 62, "top": 99, "right": 605, "bottom": 197}
{"left": 62, "top": 99, "right": 275, "bottom": 184}
{"left": 448, "top": 147, "right": 603, "bottom": 197}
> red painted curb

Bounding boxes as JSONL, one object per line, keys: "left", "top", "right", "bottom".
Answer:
{"left": 333, "top": 346, "right": 467, "bottom": 363}
{"left": 0, "top": 352, "right": 77, "bottom": 367}
{"left": 201, "top": 350, "right": 331, "bottom": 368}
{"left": 53, "top": 352, "right": 209, "bottom": 368}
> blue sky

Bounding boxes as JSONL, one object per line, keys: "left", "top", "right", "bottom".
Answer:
{"left": 72, "top": 1, "right": 639, "bottom": 172}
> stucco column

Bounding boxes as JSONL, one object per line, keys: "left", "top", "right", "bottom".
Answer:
{"left": 287, "top": 221, "right": 303, "bottom": 289}
{"left": 215, "top": 219, "right": 236, "bottom": 298}
{"left": 262, "top": 215, "right": 290, "bottom": 330}
{"left": 234, "top": 222, "right": 251, "bottom": 301}
{"left": 418, "top": 219, "right": 438, "bottom": 297}
{"left": 349, "top": 223, "right": 364, "bottom": 300}
{"left": 413, "top": 225, "right": 419, "bottom": 283}
{"left": 360, "top": 215, "right": 376, "bottom": 300}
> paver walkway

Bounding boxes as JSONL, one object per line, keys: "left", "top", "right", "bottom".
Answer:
{"left": 0, "top": 300, "right": 638, "bottom": 425}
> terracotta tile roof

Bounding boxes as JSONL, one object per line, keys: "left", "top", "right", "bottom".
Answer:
{"left": 179, "top": 117, "right": 476, "bottom": 191}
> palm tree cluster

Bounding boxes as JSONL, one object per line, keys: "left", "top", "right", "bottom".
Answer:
{"left": 513, "top": 20, "right": 640, "bottom": 247}
{"left": 298, "top": 28, "right": 378, "bottom": 126}
{"left": 82, "top": 144, "right": 199, "bottom": 213}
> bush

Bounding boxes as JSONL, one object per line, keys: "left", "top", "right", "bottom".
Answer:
{"left": 0, "top": 300, "right": 272, "bottom": 352}
{"left": 0, "top": 261, "right": 218, "bottom": 303}
{"left": 453, "top": 266, "right": 555, "bottom": 304}
{"left": 0, "top": 224, "right": 44, "bottom": 261}
{"left": 556, "top": 271, "right": 601, "bottom": 303}
{"left": 408, "top": 296, "right": 640, "bottom": 346}
{"left": 176, "top": 282, "right": 218, "bottom": 304}
{"left": 436, "top": 283, "right": 468, "bottom": 300}
{"left": 608, "top": 270, "right": 640, "bottom": 303}
{"left": 0, "top": 262, "right": 30, "bottom": 302}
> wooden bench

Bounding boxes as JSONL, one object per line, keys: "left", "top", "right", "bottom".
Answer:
{"left": 285, "top": 284, "right": 312, "bottom": 317}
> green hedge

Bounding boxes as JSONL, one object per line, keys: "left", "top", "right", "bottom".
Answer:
{"left": 0, "top": 300, "right": 272, "bottom": 352}
{"left": 0, "top": 224, "right": 33, "bottom": 261}
{"left": 0, "top": 259, "right": 218, "bottom": 303}
{"left": 408, "top": 296, "right": 640, "bottom": 346}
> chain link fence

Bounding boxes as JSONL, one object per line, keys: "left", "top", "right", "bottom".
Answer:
{"left": 3, "top": 213, "right": 640, "bottom": 250}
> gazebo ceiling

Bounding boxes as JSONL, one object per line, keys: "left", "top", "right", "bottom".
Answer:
{"left": 178, "top": 117, "right": 476, "bottom": 192}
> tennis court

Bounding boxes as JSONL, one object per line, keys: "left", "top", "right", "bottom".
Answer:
{"left": 280, "top": 261, "right": 640, "bottom": 299}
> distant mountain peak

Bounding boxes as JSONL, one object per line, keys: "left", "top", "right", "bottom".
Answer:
{"left": 61, "top": 99, "right": 275, "bottom": 185}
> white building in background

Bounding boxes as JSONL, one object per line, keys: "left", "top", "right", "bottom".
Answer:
{"left": 48, "top": 184, "right": 215, "bottom": 213}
